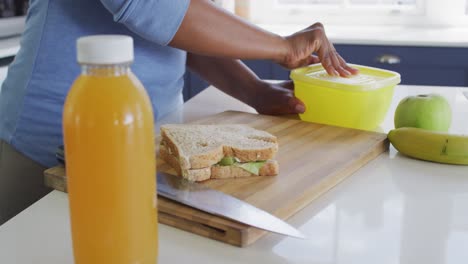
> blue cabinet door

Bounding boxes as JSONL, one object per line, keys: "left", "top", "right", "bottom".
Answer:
{"left": 335, "top": 44, "right": 468, "bottom": 86}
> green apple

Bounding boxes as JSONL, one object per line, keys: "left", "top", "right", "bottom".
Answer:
{"left": 394, "top": 94, "right": 452, "bottom": 132}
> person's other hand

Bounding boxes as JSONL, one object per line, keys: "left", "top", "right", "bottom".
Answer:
{"left": 277, "top": 23, "right": 359, "bottom": 77}
{"left": 251, "top": 80, "right": 305, "bottom": 115}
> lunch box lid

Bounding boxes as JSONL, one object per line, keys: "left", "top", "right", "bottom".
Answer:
{"left": 290, "top": 63, "right": 401, "bottom": 92}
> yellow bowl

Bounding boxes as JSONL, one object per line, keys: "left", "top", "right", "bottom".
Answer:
{"left": 291, "top": 64, "right": 401, "bottom": 131}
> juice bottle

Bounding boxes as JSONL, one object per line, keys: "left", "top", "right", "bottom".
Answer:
{"left": 63, "top": 35, "right": 157, "bottom": 263}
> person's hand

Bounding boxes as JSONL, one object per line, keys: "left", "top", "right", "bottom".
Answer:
{"left": 251, "top": 80, "right": 305, "bottom": 115}
{"left": 277, "top": 23, "right": 359, "bottom": 77}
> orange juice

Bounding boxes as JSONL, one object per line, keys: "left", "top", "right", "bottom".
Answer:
{"left": 63, "top": 36, "right": 157, "bottom": 264}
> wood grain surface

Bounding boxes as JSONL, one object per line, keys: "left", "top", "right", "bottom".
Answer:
{"left": 44, "top": 111, "right": 389, "bottom": 247}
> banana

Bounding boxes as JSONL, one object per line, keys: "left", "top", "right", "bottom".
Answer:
{"left": 388, "top": 127, "right": 468, "bottom": 165}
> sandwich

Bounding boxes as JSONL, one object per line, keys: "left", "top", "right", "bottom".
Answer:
{"left": 159, "top": 124, "right": 279, "bottom": 182}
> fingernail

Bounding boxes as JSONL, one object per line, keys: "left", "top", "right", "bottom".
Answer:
{"left": 295, "top": 104, "right": 305, "bottom": 113}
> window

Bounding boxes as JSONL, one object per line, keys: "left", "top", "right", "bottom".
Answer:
{"left": 247, "top": 0, "right": 468, "bottom": 27}
{"left": 273, "top": 0, "right": 421, "bottom": 16}
{"left": 277, "top": 0, "right": 417, "bottom": 7}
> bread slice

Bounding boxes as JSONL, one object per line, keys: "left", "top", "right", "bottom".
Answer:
{"left": 160, "top": 144, "right": 278, "bottom": 181}
{"left": 159, "top": 124, "right": 279, "bottom": 181}
{"left": 159, "top": 144, "right": 211, "bottom": 181}
{"left": 160, "top": 124, "right": 278, "bottom": 170}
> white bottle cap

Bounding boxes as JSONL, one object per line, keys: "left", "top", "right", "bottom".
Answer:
{"left": 77, "top": 35, "right": 134, "bottom": 65}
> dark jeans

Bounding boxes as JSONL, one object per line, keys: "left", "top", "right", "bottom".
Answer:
{"left": 0, "top": 139, "right": 51, "bottom": 225}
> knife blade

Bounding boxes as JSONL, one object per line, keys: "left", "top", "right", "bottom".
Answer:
{"left": 157, "top": 171, "right": 305, "bottom": 239}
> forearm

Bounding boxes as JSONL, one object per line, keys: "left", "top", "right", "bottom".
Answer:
{"left": 186, "top": 53, "right": 265, "bottom": 107}
{"left": 187, "top": 53, "right": 309, "bottom": 116}
{"left": 101, "top": 0, "right": 355, "bottom": 76}
{"left": 171, "top": 0, "right": 287, "bottom": 62}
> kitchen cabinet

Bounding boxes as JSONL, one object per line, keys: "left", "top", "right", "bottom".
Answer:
{"left": 183, "top": 45, "right": 468, "bottom": 101}
{"left": 334, "top": 44, "right": 468, "bottom": 87}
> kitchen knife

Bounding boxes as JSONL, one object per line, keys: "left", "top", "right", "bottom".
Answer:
{"left": 54, "top": 146, "right": 304, "bottom": 238}
{"left": 157, "top": 171, "right": 306, "bottom": 239}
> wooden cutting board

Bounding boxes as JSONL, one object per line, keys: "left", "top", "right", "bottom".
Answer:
{"left": 44, "top": 111, "right": 388, "bottom": 247}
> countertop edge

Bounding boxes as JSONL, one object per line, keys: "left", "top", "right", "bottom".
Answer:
{"left": 257, "top": 24, "right": 468, "bottom": 48}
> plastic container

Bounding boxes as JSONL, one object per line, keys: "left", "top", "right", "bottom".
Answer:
{"left": 63, "top": 35, "right": 157, "bottom": 263}
{"left": 291, "top": 63, "right": 401, "bottom": 131}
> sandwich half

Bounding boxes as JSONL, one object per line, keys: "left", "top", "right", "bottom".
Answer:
{"left": 159, "top": 124, "right": 279, "bottom": 181}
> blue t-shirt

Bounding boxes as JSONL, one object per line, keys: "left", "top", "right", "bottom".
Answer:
{"left": 0, "top": 0, "right": 190, "bottom": 167}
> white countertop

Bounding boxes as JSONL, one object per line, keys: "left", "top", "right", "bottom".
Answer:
{"left": 0, "top": 25, "right": 467, "bottom": 64}
{"left": 0, "top": 36, "right": 20, "bottom": 59}
{"left": 259, "top": 24, "right": 468, "bottom": 48}
{"left": 1, "top": 84, "right": 468, "bottom": 263}
{"left": 1, "top": 24, "right": 468, "bottom": 61}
